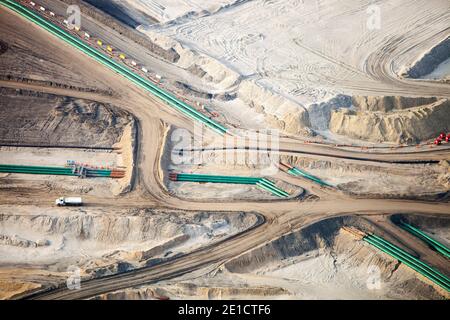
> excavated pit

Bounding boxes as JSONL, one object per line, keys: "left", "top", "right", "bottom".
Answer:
{"left": 0, "top": 87, "right": 134, "bottom": 147}
{"left": 222, "top": 216, "right": 447, "bottom": 299}
{"left": 88, "top": 215, "right": 449, "bottom": 300}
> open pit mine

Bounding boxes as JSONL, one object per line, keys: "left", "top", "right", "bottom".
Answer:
{"left": 0, "top": 0, "right": 449, "bottom": 303}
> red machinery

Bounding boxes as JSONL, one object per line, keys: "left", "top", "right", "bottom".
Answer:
{"left": 434, "top": 132, "right": 449, "bottom": 145}
{"left": 168, "top": 172, "right": 178, "bottom": 181}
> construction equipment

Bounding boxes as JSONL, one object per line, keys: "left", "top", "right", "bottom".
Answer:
{"left": 434, "top": 132, "right": 449, "bottom": 145}
{"left": 106, "top": 45, "right": 113, "bottom": 52}
{"left": 119, "top": 53, "right": 126, "bottom": 60}
{"left": 96, "top": 39, "right": 103, "bottom": 46}
{"left": 204, "top": 106, "right": 220, "bottom": 117}
{"left": 66, "top": 161, "right": 125, "bottom": 178}
{"left": 55, "top": 197, "right": 83, "bottom": 206}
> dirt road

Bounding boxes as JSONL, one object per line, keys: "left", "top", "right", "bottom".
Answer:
{"left": 1, "top": 3, "right": 449, "bottom": 299}
{"left": 24, "top": 199, "right": 450, "bottom": 299}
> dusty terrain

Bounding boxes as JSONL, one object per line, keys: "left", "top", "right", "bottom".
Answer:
{"left": 0, "top": 204, "right": 260, "bottom": 298}
{"left": 90, "top": 215, "right": 450, "bottom": 300}
{"left": 132, "top": 0, "right": 450, "bottom": 142}
{"left": 0, "top": 0, "right": 449, "bottom": 300}
{"left": 0, "top": 87, "right": 134, "bottom": 147}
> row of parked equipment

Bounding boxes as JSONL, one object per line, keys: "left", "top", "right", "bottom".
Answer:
{"left": 434, "top": 132, "right": 450, "bottom": 145}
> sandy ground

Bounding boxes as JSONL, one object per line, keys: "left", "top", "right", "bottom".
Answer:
{"left": 90, "top": 216, "right": 450, "bottom": 300}
{"left": 19, "top": 0, "right": 450, "bottom": 143}
{"left": 0, "top": 279, "right": 41, "bottom": 300}
{"left": 0, "top": 1, "right": 449, "bottom": 300}
{"left": 165, "top": 151, "right": 304, "bottom": 200}
{"left": 279, "top": 155, "right": 450, "bottom": 198}
{"left": 125, "top": 0, "right": 450, "bottom": 141}
{"left": 0, "top": 204, "right": 259, "bottom": 286}
{"left": 0, "top": 87, "right": 134, "bottom": 147}
{"left": 0, "top": 146, "right": 129, "bottom": 197}
{"left": 0, "top": 147, "right": 118, "bottom": 167}
{"left": 146, "top": 0, "right": 450, "bottom": 96}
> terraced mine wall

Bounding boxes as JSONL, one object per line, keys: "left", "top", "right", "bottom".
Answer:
{"left": 329, "top": 98, "right": 450, "bottom": 144}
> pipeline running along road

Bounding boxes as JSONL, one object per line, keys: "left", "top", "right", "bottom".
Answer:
{"left": 0, "top": 0, "right": 227, "bottom": 135}
{"left": 1, "top": 0, "right": 449, "bottom": 299}
{"left": 2, "top": 0, "right": 450, "bottom": 164}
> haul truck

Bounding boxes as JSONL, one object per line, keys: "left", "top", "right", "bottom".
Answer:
{"left": 55, "top": 197, "right": 83, "bottom": 206}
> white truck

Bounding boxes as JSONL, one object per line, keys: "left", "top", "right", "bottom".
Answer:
{"left": 55, "top": 197, "right": 83, "bottom": 206}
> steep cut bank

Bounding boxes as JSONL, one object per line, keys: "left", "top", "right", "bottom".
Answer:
{"left": 237, "top": 81, "right": 312, "bottom": 136}
{"left": 223, "top": 216, "right": 447, "bottom": 299}
{"left": 351, "top": 96, "right": 438, "bottom": 112}
{"left": 57, "top": 0, "right": 179, "bottom": 62}
{"left": 111, "top": 0, "right": 247, "bottom": 25}
{"left": 401, "top": 36, "right": 450, "bottom": 79}
{"left": 329, "top": 97, "right": 450, "bottom": 144}
{"left": 85, "top": 215, "right": 450, "bottom": 300}
{"left": 137, "top": 28, "right": 240, "bottom": 89}
{"left": 137, "top": 29, "right": 312, "bottom": 136}
{"left": 0, "top": 206, "right": 259, "bottom": 273}
{"left": 91, "top": 283, "right": 287, "bottom": 300}
{"left": 225, "top": 216, "right": 374, "bottom": 274}
{"left": 391, "top": 214, "right": 450, "bottom": 245}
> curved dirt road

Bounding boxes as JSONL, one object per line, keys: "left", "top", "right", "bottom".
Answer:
{"left": 0, "top": 4, "right": 449, "bottom": 299}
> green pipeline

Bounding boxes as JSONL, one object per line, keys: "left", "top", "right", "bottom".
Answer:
{"left": 364, "top": 235, "right": 449, "bottom": 292}
{"left": 1, "top": 0, "right": 227, "bottom": 135}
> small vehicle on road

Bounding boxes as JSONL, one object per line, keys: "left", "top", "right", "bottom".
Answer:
{"left": 55, "top": 197, "right": 83, "bottom": 206}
